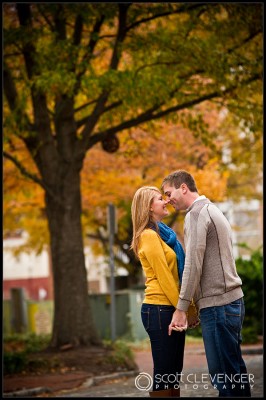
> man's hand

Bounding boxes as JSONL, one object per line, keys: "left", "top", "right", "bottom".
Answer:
{"left": 168, "top": 309, "right": 188, "bottom": 335}
{"left": 187, "top": 314, "right": 200, "bottom": 329}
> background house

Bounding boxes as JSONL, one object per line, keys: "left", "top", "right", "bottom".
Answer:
{"left": 215, "top": 199, "right": 263, "bottom": 259}
{"left": 3, "top": 232, "right": 129, "bottom": 301}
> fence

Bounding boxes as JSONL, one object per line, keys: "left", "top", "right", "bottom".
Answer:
{"left": 3, "top": 289, "right": 147, "bottom": 341}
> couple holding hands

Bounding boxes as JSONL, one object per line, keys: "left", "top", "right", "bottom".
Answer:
{"left": 131, "top": 170, "right": 251, "bottom": 398}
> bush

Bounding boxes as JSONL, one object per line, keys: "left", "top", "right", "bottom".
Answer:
{"left": 104, "top": 339, "right": 136, "bottom": 370}
{"left": 4, "top": 332, "right": 51, "bottom": 353}
{"left": 24, "top": 332, "right": 51, "bottom": 352}
{"left": 236, "top": 246, "right": 263, "bottom": 343}
{"left": 3, "top": 333, "right": 51, "bottom": 375}
{"left": 187, "top": 247, "right": 263, "bottom": 344}
{"left": 4, "top": 351, "right": 27, "bottom": 375}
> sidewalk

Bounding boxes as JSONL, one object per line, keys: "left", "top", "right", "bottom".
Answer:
{"left": 53, "top": 342, "right": 264, "bottom": 398}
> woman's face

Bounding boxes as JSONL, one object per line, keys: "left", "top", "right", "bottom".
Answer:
{"left": 150, "top": 192, "right": 169, "bottom": 222}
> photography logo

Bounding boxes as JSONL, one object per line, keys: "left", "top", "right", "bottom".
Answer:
{"left": 135, "top": 372, "right": 153, "bottom": 391}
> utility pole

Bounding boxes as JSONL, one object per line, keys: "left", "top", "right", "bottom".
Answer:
{"left": 107, "top": 203, "right": 116, "bottom": 342}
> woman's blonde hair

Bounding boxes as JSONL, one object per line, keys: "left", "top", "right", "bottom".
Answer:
{"left": 130, "top": 186, "right": 161, "bottom": 258}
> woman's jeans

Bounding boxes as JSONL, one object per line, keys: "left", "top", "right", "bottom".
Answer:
{"left": 141, "top": 303, "right": 185, "bottom": 391}
{"left": 200, "top": 298, "right": 251, "bottom": 397}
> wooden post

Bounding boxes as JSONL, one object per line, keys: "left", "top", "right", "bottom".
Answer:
{"left": 10, "top": 288, "right": 28, "bottom": 333}
{"left": 107, "top": 203, "right": 117, "bottom": 342}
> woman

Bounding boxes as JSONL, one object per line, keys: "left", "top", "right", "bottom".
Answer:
{"left": 131, "top": 186, "right": 199, "bottom": 398}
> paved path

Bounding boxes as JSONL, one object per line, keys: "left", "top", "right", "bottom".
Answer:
{"left": 55, "top": 343, "right": 263, "bottom": 398}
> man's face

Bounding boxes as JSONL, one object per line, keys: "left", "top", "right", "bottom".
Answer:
{"left": 163, "top": 184, "right": 186, "bottom": 211}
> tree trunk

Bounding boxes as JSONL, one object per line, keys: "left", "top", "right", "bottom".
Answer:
{"left": 45, "top": 166, "right": 100, "bottom": 348}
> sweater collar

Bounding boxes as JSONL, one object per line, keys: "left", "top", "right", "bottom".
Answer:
{"left": 187, "top": 195, "right": 209, "bottom": 212}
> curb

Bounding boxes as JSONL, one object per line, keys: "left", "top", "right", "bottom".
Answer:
{"left": 3, "top": 387, "right": 52, "bottom": 397}
{"left": 91, "top": 369, "right": 139, "bottom": 385}
{"left": 2, "top": 370, "right": 140, "bottom": 398}
{"left": 186, "top": 347, "right": 263, "bottom": 356}
{"left": 242, "top": 347, "right": 263, "bottom": 355}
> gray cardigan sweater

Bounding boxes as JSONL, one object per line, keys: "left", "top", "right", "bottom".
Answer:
{"left": 177, "top": 197, "right": 243, "bottom": 312}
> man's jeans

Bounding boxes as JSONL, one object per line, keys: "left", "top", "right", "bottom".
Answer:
{"left": 200, "top": 298, "right": 251, "bottom": 397}
{"left": 141, "top": 304, "right": 185, "bottom": 391}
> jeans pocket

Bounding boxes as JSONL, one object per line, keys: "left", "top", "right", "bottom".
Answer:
{"left": 159, "top": 306, "right": 175, "bottom": 328}
{"left": 200, "top": 307, "right": 215, "bottom": 323}
{"left": 159, "top": 306, "right": 175, "bottom": 312}
{"left": 224, "top": 301, "right": 242, "bottom": 331}
{"left": 141, "top": 307, "right": 150, "bottom": 331}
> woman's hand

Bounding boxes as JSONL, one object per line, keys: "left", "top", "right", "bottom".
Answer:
{"left": 168, "top": 309, "right": 187, "bottom": 335}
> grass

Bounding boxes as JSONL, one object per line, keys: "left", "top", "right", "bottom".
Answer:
{"left": 185, "top": 335, "right": 204, "bottom": 344}
{"left": 121, "top": 335, "right": 204, "bottom": 353}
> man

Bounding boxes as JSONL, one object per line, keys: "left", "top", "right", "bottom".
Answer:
{"left": 161, "top": 170, "right": 251, "bottom": 397}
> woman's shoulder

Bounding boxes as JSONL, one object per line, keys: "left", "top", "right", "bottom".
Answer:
{"left": 140, "top": 228, "right": 160, "bottom": 239}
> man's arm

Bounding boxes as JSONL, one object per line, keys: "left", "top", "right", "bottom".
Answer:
{"left": 178, "top": 211, "right": 207, "bottom": 309}
{"left": 169, "top": 210, "right": 206, "bottom": 335}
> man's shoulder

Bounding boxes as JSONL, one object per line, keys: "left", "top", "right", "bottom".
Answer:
{"left": 189, "top": 198, "right": 212, "bottom": 213}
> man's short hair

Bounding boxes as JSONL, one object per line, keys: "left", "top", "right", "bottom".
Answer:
{"left": 162, "top": 170, "right": 198, "bottom": 192}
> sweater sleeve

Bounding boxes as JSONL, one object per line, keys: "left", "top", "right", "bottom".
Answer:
{"left": 139, "top": 229, "right": 179, "bottom": 307}
{"left": 177, "top": 211, "right": 208, "bottom": 311}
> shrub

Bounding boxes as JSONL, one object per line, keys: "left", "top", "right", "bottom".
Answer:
{"left": 3, "top": 333, "right": 51, "bottom": 375}
{"left": 187, "top": 247, "right": 263, "bottom": 344}
{"left": 236, "top": 246, "right": 263, "bottom": 343}
{"left": 104, "top": 339, "right": 136, "bottom": 370}
{"left": 4, "top": 351, "right": 27, "bottom": 375}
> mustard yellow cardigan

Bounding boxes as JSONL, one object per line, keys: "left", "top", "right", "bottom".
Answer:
{"left": 138, "top": 229, "right": 197, "bottom": 318}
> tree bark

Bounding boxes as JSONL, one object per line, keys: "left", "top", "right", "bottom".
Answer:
{"left": 45, "top": 166, "right": 100, "bottom": 347}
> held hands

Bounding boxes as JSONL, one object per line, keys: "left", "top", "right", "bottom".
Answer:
{"left": 168, "top": 309, "right": 187, "bottom": 335}
{"left": 168, "top": 307, "right": 200, "bottom": 335}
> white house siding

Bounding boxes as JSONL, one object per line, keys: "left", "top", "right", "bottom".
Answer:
{"left": 3, "top": 237, "right": 50, "bottom": 280}
{"left": 215, "top": 199, "right": 263, "bottom": 259}
{"left": 3, "top": 237, "right": 128, "bottom": 299}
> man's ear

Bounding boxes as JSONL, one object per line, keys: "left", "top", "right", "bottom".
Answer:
{"left": 181, "top": 183, "right": 187, "bottom": 193}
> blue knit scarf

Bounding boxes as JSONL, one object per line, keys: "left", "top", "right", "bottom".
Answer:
{"left": 157, "top": 222, "right": 185, "bottom": 284}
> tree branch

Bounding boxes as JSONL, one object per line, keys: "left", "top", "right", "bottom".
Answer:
{"left": 76, "top": 5, "right": 130, "bottom": 157}
{"left": 16, "top": 4, "right": 36, "bottom": 79}
{"left": 36, "top": 4, "right": 54, "bottom": 30}
{"left": 16, "top": 4, "right": 51, "bottom": 122}
{"left": 4, "top": 151, "right": 45, "bottom": 188}
{"left": 73, "top": 14, "right": 105, "bottom": 95}
{"left": 74, "top": 99, "right": 98, "bottom": 114}
{"left": 126, "top": 3, "right": 206, "bottom": 32}
{"left": 3, "top": 151, "right": 63, "bottom": 206}
{"left": 53, "top": 4, "right": 66, "bottom": 40}
{"left": 3, "top": 62, "right": 18, "bottom": 111}
{"left": 73, "top": 13, "right": 83, "bottom": 46}
{"left": 86, "top": 73, "right": 261, "bottom": 150}
{"left": 109, "top": 4, "right": 130, "bottom": 69}
{"left": 76, "top": 100, "right": 123, "bottom": 129}
{"left": 3, "top": 61, "right": 37, "bottom": 143}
